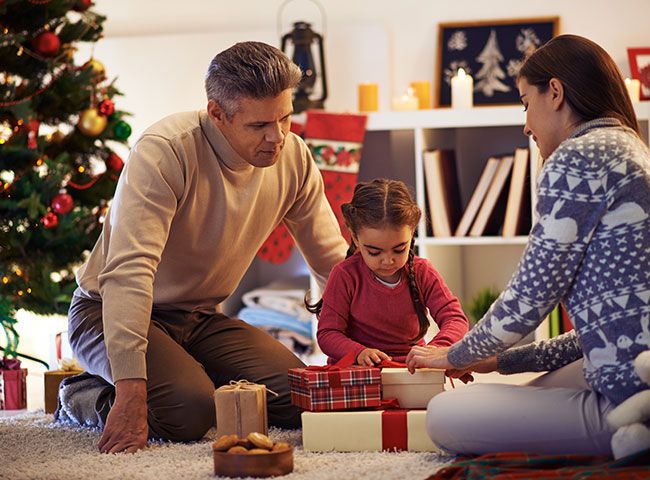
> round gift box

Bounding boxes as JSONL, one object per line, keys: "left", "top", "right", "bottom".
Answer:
{"left": 213, "top": 445, "right": 294, "bottom": 477}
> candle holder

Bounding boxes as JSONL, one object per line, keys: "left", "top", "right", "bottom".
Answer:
{"left": 410, "top": 81, "right": 432, "bottom": 110}
{"left": 391, "top": 87, "right": 419, "bottom": 111}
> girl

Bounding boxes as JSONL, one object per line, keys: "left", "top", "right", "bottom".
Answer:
{"left": 407, "top": 34, "right": 650, "bottom": 457}
{"left": 307, "top": 178, "right": 468, "bottom": 366}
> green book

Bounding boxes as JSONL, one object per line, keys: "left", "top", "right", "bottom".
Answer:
{"left": 549, "top": 305, "right": 561, "bottom": 338}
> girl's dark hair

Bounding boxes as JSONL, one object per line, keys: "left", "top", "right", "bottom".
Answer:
{"left": 306, "top": 178, "right": 430, "bottom": 342}
{"left": 518, "top": 34, "right": 640, "bottom": 135}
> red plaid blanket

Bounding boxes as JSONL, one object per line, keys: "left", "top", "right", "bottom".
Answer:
{"left": 427, "top": 449, "right": 650, "bottom": 479}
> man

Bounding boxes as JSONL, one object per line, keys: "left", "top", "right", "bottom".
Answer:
{"left": 67, "top": 41, "right": 348, "bottom": 453}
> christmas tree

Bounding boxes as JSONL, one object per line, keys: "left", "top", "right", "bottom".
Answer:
{"left": 0, "top": 0, "right": 131, "bottom": 358}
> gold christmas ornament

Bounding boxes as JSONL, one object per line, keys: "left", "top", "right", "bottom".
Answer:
{"left": 49, "top": 130, "right": 66, "bottom": 143}
{"left": 78, "top": 108, "right": 107, "bottom": 136}
{"left": 88, "top": 58, "right": 106, "bottom": 79}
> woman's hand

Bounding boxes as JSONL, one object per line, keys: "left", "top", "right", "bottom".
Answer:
{"left": 405, "top": 345, "right": 452, "bottom": 373}
{"left": 356, "top": 348, "right": 391, "bottom": 366}
{"left": 445, "top": 355, "right": 498, "bottom": 383}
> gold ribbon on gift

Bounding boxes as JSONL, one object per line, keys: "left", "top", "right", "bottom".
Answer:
{"left": 224, "top": 379, "right": 279, "bottom": 397}
{"left": 60, "top": 358, "right": 82, "bottom": 372}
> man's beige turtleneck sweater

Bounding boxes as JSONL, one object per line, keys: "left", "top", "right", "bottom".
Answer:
{"left": 75, "top": 110, "right": 348, "bottom": 382}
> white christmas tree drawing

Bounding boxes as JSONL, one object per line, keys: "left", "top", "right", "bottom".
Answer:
{"left": 474, "top": 29, "right": 511, "bottom": 97}
{"left": 516, "top": 28, "right": 541, "bottom": 55}
{"left": 448, "top": 30, "right": 468, "bottom": 51}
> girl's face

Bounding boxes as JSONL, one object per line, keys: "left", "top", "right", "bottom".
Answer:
{"left": 353, "top": 225, "right": 414, "bottom": 283}
{"left": 518, "top": 77, "right": 567, "bottom": 160}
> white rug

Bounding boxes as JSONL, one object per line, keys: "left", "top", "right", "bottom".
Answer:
{"left": 0, "top": 411, "right": 455, "bottom": 480}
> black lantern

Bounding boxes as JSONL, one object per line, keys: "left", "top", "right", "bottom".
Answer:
{"left": 281, "top": 21, "right": 328, "bottom": 113}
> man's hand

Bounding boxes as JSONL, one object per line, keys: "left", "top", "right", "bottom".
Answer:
{"left": 98, "top": 378, "right": 148, "bottom": 454}
{"left": 405, "top": 345, "right": 452, "bottom": 373}
{"left": 356, "top": 348, "right": 391, "bottom": 366}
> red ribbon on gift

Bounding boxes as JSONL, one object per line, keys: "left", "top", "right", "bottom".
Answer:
{"left": 382, "top": 409, "right": 409, "bottom": 451}
{"left": 305, "top": 351, "right": 357, "bottom": 389}
{"left": 377, "top": 359, "right": 407, "bottom": 368}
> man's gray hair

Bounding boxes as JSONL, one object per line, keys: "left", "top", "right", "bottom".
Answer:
{"left": 205, "top": 41, "right": 302, "bottom": 119}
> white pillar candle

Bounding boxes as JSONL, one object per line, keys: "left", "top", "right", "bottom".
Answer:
{"left": 391, "top": 87, "right": 419, "bottom": 111}
{"left": 451, "top": 68, "right": 474, "bottom": 109}
{"left": 625, "top": 78, "right": 641, "bottom": 103}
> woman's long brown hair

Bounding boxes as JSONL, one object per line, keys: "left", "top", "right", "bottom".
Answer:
{"left": 518, "top": 34, "right": 639, "bottom": 135}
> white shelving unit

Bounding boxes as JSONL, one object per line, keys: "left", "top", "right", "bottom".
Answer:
{"left": 359, "top": 104, "right": 650, "bottom": 342}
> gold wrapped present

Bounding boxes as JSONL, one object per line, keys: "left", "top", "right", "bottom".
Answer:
{"left": 214, "top": 380, "right": 268, "bottom": 438}
{"left": 44, "top": 368, "right": 83, "bottom": 414}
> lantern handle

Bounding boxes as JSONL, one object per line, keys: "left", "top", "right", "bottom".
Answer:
{"left": 277, "top": 0, "right": 327, "bottom": 40}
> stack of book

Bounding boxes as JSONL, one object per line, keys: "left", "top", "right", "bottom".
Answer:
{"left": 423, "top": 147, "right": 540, "bottom": 237}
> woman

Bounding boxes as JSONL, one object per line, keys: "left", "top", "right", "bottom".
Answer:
{"left": 406, "top": 34, "right": 650, "bottom": 456}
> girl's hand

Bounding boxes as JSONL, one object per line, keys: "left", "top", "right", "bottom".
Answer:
{"left": 405, "top": 345, "right": 452, "bottom": 373}
{"left": 356, "top": 348, "right": 391, "bottom": 366}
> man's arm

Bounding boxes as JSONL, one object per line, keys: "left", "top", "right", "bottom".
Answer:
{"left": 99, "top": 135, "right": 184, "bottom": 382}
{"left": 96, "top": 136, "right": 183, "bottom": 453}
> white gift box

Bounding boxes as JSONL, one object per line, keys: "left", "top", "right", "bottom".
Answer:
{"left": 302, "top": 410, "right": 439, "bottom": 452}
{"left": 381, "top": 368, "right": 445, "bottom": 409}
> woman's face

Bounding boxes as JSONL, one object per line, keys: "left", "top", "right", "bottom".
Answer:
{"left": 518, "top": 77, "right": 568, "bottom": 160}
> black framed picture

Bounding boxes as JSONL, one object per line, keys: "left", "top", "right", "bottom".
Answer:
{"left": 435, "top": 17, "right": 560, "bottom": 107}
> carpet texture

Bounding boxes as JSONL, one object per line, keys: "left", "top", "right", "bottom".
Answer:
{"left": 0, "top": 411, "right": 455, "bottom": 480}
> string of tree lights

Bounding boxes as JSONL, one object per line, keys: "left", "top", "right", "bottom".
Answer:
{"left": 0, "top": 0, "right": 131, "bottom": 358}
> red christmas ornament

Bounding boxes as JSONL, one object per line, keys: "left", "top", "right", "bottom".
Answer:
{"left": 98, "top": 98, "right": 115, "bottom": 116}
{"left": 73, "top": 0, "right": 93, "bottom": 11}
{"left": 106, "top": 152, "right": 124, "bottom": 172}
{"left": 51, "top": 192, "right": 73, "bottom": 214}
{"left": 26, "top": 119, "right": 40, "bottom": 149}
{"left": 42, "top": 212, "right": 59, "bottom": 229}
{"left": 32, "top": 32, "right": 61, "bottom": 57}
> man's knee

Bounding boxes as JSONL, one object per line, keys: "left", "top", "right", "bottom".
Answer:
{"left": 149, "top": 379, "right": 215, "bottom": 442}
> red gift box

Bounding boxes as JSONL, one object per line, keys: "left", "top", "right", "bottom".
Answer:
{"left": 0, "top": 358, "right": 28, "bottom": 410}
{"left": 288, "top": 352, "right": 381, "bottom": 411}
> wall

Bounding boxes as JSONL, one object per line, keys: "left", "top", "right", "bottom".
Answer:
{"left": 85, "top": 0, "right": 650, "bottom": 142}
{"left": 94, "top": 0, "right": 649, "bottom": 104}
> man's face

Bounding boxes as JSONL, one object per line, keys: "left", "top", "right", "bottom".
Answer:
{"left": 208, "top": 89, "right": 293, "bottom": 168}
